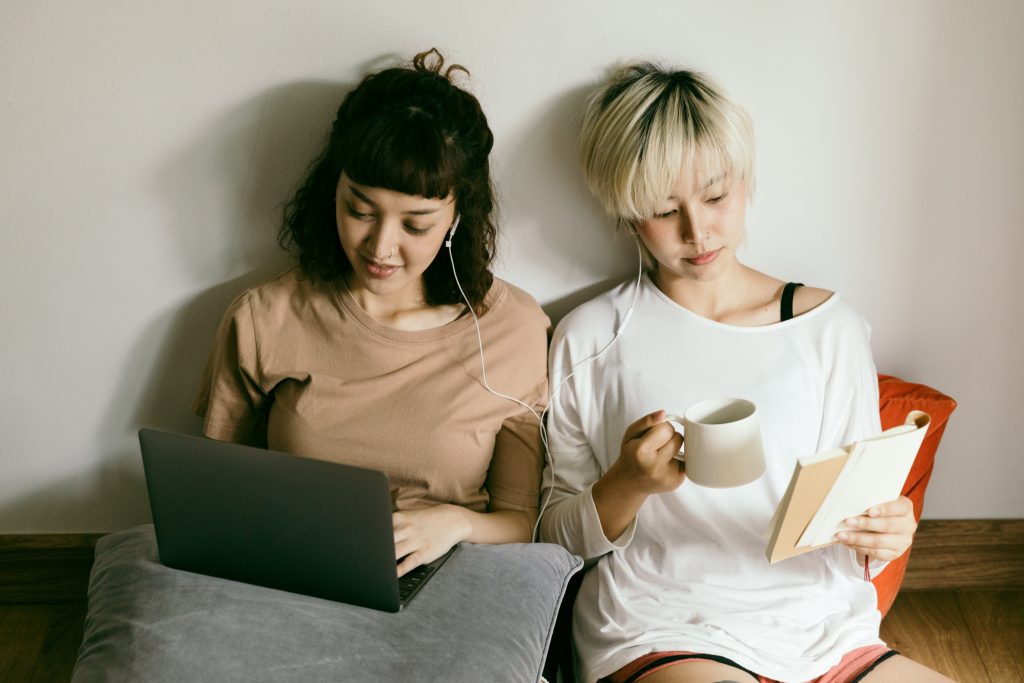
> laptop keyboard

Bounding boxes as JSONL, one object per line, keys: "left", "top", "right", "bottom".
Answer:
{"left": 397, "top": 563, "right": 436, "bottom": 602}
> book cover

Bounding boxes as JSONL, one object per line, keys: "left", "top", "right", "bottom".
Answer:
{"left": 765, "top": 411, "right": 930, "bottom": 564}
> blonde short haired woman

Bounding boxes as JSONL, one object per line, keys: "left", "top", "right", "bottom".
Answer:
{"left": 540, "top": 62, "right": 952, "bottom": 683}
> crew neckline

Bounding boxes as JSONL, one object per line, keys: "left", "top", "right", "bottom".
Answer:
{"left": 641, "top": 273, "right": 839, "bottom": 333}
{"left": 332, "top": 276, "right": 506, "bottom": 344}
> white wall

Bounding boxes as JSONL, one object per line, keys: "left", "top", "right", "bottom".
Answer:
{"left": 2, "top": 0, "right": 1021, "bottom": 532}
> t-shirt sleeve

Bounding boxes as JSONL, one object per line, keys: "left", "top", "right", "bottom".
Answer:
{"left": 817, "top": 305, "right": 888, "bottom": 576}
{"left": 484, "top": 303, "right": 549, "bottom": 517}
{"left": 485, "top": 406, "right": 545, "bottom": 515}
{"left": 817, "top": 307, "right": 882, "bottom": 451}
{"left": 192, "top": 290, "right": 270, "bottom": 447}
{"left": 538, "top": 318, "right": 636, "bottom": 561}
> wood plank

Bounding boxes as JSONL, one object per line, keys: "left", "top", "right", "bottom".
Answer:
{"left": 30, "top": 603, "right": 87, "bottom": 683}
{"left": 903, "top": 520, "right": 1024, "bottom": 590}
{"left": 0, "top": 535, "right": 103, "bottom": 551}
{"left": 880, "top": 591, "right": 988, "bottom": 682}
{"left": 0, "top": 534, "right": 102, "bottom": 603}
{"left": 0, "top": 604, "right": 50, "bottom": 683}
{"left": 957, "top": 590, "right": 1024, "bottom": 683}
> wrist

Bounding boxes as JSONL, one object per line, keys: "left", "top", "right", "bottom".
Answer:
{"left": 442, "top": 503, "right": 474, "bottom": 543}
{"left": 593, "top": 468, "right": 648, "bottom": 519}
{"left": 600, "top": 461, "right": 651, "bottom": 502}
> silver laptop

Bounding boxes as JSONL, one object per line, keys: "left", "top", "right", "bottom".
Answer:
{"left": 138, "top": 428, "right": 452, "bottom": 612}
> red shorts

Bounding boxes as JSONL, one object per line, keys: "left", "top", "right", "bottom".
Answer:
{"left": 604, "top": 645, "right": 897, "bottom": 683}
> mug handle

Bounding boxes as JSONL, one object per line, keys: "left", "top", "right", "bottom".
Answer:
{"left": 664, "top": 414, "right": 686, "bottom": 462}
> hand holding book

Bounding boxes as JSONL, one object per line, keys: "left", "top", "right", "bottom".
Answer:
{"left": 834, "top": 495, "right": 919, "bottom": 582}
{"left": 765, "top": 411, "right": 930, "bottom": 564}
{"left": 834, "top": 494, "right": 917, "bottom": 563}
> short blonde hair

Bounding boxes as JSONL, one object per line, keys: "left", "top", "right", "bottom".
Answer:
{"left": 579, "top": 62, "right": 755, "bottom": 222}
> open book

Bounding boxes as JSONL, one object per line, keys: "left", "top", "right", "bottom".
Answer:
{"left": 765, "top": 411, "right": 930, "bottom": 564}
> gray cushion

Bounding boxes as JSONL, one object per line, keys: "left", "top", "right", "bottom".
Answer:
{"left": 72, "top": 525, "right": 581, "bottom": 683}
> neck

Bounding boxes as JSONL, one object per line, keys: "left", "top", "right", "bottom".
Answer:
{"left": 653, "top": 260, "right": 751, "bottom": 322}
{"left": 344, "top": 274, "right": 463, "bottom": 331}
{"left": 345, "top": 273, "right": 423, "bottom": 319}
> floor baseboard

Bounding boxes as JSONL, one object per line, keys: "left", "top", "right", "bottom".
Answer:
{"left": 1, "top": 519, "right": 1021, "bottom": 602}
{"left": 902, "top": 519, "right": 1024, "bottom": 590}
{"left": 0, "top": 534, "right": 104, "bottom": 603}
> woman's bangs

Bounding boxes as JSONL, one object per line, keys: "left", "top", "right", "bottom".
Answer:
{"left": 342, "top": 112, "right": 456, "bottom": 200}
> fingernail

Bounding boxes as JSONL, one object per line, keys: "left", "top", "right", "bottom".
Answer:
{"left": 836, "top": 532, "right": 848, "bottom": 541}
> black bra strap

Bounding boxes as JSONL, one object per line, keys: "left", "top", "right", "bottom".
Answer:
{"left": 780, "top": 282, "right": 804, "bottom": 322}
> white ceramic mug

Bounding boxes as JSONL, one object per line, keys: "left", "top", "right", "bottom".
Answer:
{"left": 665, "top": 398, "right": 766, "bottom": 488}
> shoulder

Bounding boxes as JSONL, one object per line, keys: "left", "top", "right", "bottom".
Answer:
{"left": 487, "top": 277, "right": 551, "bottom": 332}
{"left": 242, "top": 267, "right": 334, "bottom": 311}
{"left": 792, "top": 285, "right": 834, "bottom": 317}
{"left": 226, "top": 268, "right": 333, "bottom": 332}
{"left": 805, "top": 292, "right": 874, "bottom": 345}
{"left": 551, "top": 278, "right": 636, "bottom": 349}
{"left": 244, "top": 267, "right": 320, "bottom": 306}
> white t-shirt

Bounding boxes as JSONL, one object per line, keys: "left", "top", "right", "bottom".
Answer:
{"left": 539, "top": 274, "right": 885, "bottom": 683}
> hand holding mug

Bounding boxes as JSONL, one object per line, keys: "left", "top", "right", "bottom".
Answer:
{"left": 664, "top": 398, "right": 766, "bottom": 488}
{"left": 611, "top": 410, "right": 686, "bottom": 496}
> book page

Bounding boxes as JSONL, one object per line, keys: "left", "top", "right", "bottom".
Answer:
{"left": 797, "top": 443, "right": 866, "bottom": 547}
{"left": 798, "top": 413, "right": 929, "bottom": 547}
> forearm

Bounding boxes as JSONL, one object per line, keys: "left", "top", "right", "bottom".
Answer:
{"left": 539, "top": 482, "right": 641, "bottom": 562}
{"left": 591, "top": 467, "right": 649, "bottom": 542}
{"left": 456, "top": 506, "right": 534, "bottom": 545}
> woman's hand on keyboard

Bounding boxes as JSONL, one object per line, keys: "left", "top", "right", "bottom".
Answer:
{"left": 393, "top": 504, "right": 471, "bottom": 577}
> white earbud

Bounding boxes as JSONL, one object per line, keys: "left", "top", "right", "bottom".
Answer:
{"left": 445, "top": 215, "right": 461, "bottom": 248}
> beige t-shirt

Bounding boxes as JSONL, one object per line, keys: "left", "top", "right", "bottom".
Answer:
{"left": 193, "top": 268, "right": 549, "bottom": 515}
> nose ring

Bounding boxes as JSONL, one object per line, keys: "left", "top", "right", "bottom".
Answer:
{"left": 703, "top": 231, "right": 710, "bottom": 241}
{"left": 389, "top": 246, "right": 394, "bottom": 259}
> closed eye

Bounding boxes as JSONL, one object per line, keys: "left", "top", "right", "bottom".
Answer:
{"left": 345, "top": 204, "right": 373, "bottom": 221}
{"left": 403, "top": 224, "right": 430, "bottom": 236}
{"left": 654, "top": 209, "right": 678, "bottom": 219}
{"left": 707, "top": 193, "right": 727, "bottom": 204}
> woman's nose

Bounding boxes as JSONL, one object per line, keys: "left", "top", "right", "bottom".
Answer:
{"left": 678, "top": 210, "right": 701, "bottom": 244}
{"left": 366, "top": 222, "right": 398, "bottom": 261}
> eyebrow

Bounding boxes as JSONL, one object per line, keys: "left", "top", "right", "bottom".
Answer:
{"left": 667, "top": 174, "right": 727, "bottom": 199}
{"left": 348, "top": 185, "right": 442, "bottom": 215}
{"left": 702, "top": 173, "right": 727, "bottom": 190}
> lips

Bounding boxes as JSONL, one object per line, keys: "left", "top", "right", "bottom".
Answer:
{"left": 685, "top": 249, "right": 720, "bottom": 266}
{"left": 363, "top": 258, "right": 400, "bottom": 279}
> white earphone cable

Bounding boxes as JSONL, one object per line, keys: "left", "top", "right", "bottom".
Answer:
{"left": 532, "top": 234, "right": 643, "bottom": 539}
{"left": 447, "top": 219, "right": 644, "bottom": 541}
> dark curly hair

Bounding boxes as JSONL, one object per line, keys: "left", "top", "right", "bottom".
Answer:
{"left": 278, "top": 48, "right": 496, "bottom": 311}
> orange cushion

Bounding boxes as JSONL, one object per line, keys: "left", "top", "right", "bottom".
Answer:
{"left": 871, "top": 374, "right": 957, "bottom": 616}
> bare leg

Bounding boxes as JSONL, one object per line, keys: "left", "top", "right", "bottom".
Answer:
{"left": 860, "top": 654, "right": 956, "bottom": 682}
{"left": 639, "top": 660, "right": 759, "bottom": 683}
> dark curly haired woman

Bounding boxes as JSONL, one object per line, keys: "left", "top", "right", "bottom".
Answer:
{"left": 194, "top": 49, "right": 548, "bottom": 577}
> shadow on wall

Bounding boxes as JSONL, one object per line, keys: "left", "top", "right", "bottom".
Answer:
{"left": 497, "top": 82, "right": 636, "bottom": 327}
{"left": 0, "top": 80, "right": 360, "bottom": 532}
{"left": 1, "top": 71, "right": 636, "bottom": 532}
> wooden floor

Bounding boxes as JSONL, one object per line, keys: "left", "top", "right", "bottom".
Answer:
{"left": 0, "top": 602, "right": 86, "bottom": 683}
{"left": 0, "top": 590, "right": 1021, "bottom": 683}
{"left": 879, "top": 589, "right": 1024, "bottom": 683}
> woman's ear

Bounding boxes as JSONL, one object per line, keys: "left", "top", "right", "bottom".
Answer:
{"left": 446, "top": 214, "right": 461, "bottom": 248}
